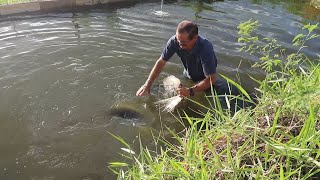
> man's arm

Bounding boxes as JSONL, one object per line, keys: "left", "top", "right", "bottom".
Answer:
{"left": 178, "top": 74, "right": 216, "bottom": 97}
{"left": 178, "top": 39, "right": 217, "bottom": 97}
{"left": 136, "top": 58, "right": 167, "bottom": 96}
{"left": 192, "top": 73, "right": 216, "bottom": 92}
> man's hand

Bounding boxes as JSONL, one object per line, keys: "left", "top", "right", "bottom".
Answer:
{"left": 136, "top": 58, "right": 166, "bottom": 97}
{"left": 177, "top": 86, "right": 190, "bottom": 97}
{"left": 136, "top": 85, "right": 151, "bottom": 96}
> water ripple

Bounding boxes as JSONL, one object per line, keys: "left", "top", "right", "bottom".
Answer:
{"left": 0, "top": 1, "right": 319, "bottom": 179}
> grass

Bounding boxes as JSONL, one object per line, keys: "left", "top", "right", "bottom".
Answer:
{"left": 0, "top": 0, "right": 37, "bottom": 5}
{"left": 109, "top": 21, "right": 320, "bottom": 179}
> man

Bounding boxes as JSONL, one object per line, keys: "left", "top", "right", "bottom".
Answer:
{"left": 136, "top": 20, "right": 218, "bottom": 97}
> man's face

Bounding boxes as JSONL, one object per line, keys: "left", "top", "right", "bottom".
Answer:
{"left": 176, "top": 32, "right": 198, "bottom": 51}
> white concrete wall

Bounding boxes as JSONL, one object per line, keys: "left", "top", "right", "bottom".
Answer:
{"left": 0, "top": 0, "right": 141, "bottom": 16}
{"left": 0, "top": 2, "right": 41, "bottom": 15}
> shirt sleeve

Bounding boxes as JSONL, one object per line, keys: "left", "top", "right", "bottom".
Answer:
{"left": 200, "top": 41, "right": 218, "bottom": 76}
{"left": 160, "top": 36, "right": 177, "bottom": 61}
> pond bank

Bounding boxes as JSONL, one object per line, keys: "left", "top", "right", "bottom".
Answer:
{"left": 0, "top": 0, "right": 148, "bottom": 16}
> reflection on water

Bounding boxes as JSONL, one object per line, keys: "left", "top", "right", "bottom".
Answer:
{"left": 251, "top": 0, "right": 320, "bottom": 21}
{"left": 0, "top": 0, "right": 319, "bottom": 179}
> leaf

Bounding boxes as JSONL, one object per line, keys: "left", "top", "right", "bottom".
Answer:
{"left": 169, "top": 160, "right": 190, "bottom": 177}
{"left": 299, "top": 66, "right": 307, "bottom": 75}
{"left": 108, "top": 162, "right": 128, "bottom": 167}
{"left": 108, "top": 132, "right": 130, "bottom": 148}
{"left": 220, "top": 74, "right": 254, "bottom": 103}
{"left": 134, "top": 157, "right": 144, "bottom": 173}
{"left": 120, "top": 169, "right": 125, "bottom": 179}
{"left": 303, "top": 23, "right": 319, "bottom": 33}
{"left": 280, "top": 164, "right": 285, "bottom": 180}
{"left": 184, "top": 111, "right": 194, "bottom": 126}
{"left": 237, "top": 19, "right": 260, "bottom": 36}
{"left": 273, "top": 59, "right": 282, "bottom": 66}
{"left": 307, "top": 34, "right": 320, "bottom": 40}
{"left": 292, "top": 34, "right": 304, "bottom": 43}
{"left": 121, "top": 148, "right": 136, "bottom": 155}
{"left": 225, "top": 95, "right": 230, "bottom": 110}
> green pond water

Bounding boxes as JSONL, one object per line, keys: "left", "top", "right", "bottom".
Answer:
{"left": 0, "top": 0, "right": 319, "bottom": 179}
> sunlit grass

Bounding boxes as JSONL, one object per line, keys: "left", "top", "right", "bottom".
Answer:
{"left": 109, "top": 94, "right": 319, "bottom": 179}
{"left": 0, "top": 0, "right": 37, "bottom": 5}
{"left": 109, "top": 21, "right": 320, "bottom": 179}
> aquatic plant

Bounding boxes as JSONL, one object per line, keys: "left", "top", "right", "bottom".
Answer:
{"left": 109, "top": 21, "right": 320, "bottom": 179}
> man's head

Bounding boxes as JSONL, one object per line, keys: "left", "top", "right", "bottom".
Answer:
{"left": 176, "top": 20, "right": 198, "bottom": 51}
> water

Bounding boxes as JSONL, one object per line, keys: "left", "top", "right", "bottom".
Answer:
{"left": 0, "top": 0, "right": 319, "bottom": 179}
{"left": 153, "top": 0, "right": 170, "bottom": 16}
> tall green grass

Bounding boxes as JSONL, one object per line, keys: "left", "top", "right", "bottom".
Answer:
{"left": 109, "top": 21, "right": 320, "bottom": 179}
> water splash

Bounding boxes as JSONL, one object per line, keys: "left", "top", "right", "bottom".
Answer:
{"left": 163, "top": 75, "right": 181, "bottom": 97}
{"left": 155, "top": 75, "right": 183, "bottom": 112}
{"left": 153, "top": 10, "right": 170, "bottom": 17}
{"left": 153, "top": 0, "right": 170, "bottom": 17}
{"left": 155, "top": 96, "right": 182, "bottom": 112}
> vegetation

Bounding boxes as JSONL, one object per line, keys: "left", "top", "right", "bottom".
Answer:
{"left": 109, "top": 20, "right": 320, "bottom": 179}
{"left": 0, "top": 0, "right": 35, "bottom": 5}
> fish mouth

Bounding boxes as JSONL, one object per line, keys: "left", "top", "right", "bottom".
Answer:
{"left": 108, "top": 100, "right": 155, "bottom": 127}
{"left": 109, "top": 107, "right": 144, "bottom": 120}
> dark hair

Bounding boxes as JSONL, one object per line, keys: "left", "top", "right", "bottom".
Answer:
{"left": 177, "top": 21, "right": 198, "bottom": 40}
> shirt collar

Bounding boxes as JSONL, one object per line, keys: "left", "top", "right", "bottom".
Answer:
{"left": 175, "top": 35, "right": 201, "bottom": 54}
{"left": 191, "top": 36, "right": 201, "bottom": 54}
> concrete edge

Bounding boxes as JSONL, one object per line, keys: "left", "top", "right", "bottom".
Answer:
{"left": 0, "top": 0, "right": 143, "bottom": 16}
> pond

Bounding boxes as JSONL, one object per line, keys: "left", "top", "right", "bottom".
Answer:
{"left": 0, "top": 0, "right": 319, "bottom": 179}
